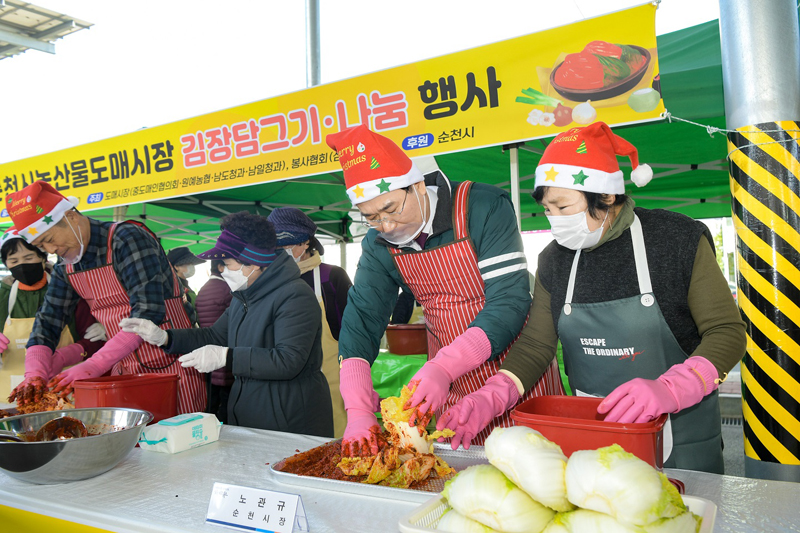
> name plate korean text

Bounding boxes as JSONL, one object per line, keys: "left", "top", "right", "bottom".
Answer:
{"left": 206, "top": 482, "right": 308, "bottom": 533}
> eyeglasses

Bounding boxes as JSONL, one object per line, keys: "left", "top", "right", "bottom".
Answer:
{"left": 359, "top": 188, "right": 410, "bottom": 228}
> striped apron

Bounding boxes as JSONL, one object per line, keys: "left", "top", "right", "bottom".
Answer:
{"left": 65, "top": 222, "right": 206, "bottom": 414}
{"left": 390, "top": 181, "right": 564, "bottom": 444}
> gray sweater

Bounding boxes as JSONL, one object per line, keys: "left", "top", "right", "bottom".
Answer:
{"left": 168, "top": 252, "right": 333, "bottom": 438}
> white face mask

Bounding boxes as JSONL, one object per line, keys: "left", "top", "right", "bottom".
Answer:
{"left": 547, "top": 208, "right": 609, "bottom": 250}
{"left": 221, "top": 265, "right": 255, "bottom": 292}
{"left": 60, "top": 216, "right": 85, "bottom": 265}
{"left": 183, "top": 265, "right": 196, "bottom": 278}
{"left": 283, "top": 247, "right": 303, "bottom": 263}
{"left": 380, "top": 186, "right": 427, "bottom": 246}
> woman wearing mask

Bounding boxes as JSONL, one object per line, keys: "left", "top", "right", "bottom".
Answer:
{"left": 167, "top": 246, "right": 205, "bottom": 309}
{"left": 195, "top": 259, "right": 234, "bottom": 422}
{"left": 0, "top": 229, "right": 106, "bottom": 401}
{"left": 438, "top": 123, "right": 745, "bottom": 474}
{"left": 122, "top": 212, "right": 333, "bottom": 436}
{"left": 268, "top": 207, "right": 352, "bottom": 438}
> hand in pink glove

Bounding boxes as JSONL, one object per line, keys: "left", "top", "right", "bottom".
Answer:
{"left": 340, "top": 358, "right": 382, "bottom": 457}
{"left": 50, "top": 343, "right": 87, "bottom": 378}
{"left": 436, "top": 372, "right": 520, "bottom": 450}
{"left": 405, "top": 327, "right": 491, "bottom": 424}
{"left": 598, "top": 356, "right": 720, "bottom": 424}
{"left": 8, "top": 345, "right": 53, "bottom": 404}
{"left": 0, "top": 332, "right": 9, "bottom": 353}
{"left": 48, "top": 331, "right": 143, "bottom": 398}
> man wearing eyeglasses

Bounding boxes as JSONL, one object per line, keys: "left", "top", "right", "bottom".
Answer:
{"left": 326, "top": 125, "right": 564, "bottom": 457}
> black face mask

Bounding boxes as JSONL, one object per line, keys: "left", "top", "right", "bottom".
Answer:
{"left": 10, "top": 262, "right": 45, "bottom": 286}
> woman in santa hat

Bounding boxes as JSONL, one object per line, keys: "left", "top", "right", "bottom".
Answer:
{"left": 439, "top": 122, "right": 745, "bottom": 473}
{"left": 326, "top": 125, "right": 565, "bottom": 457}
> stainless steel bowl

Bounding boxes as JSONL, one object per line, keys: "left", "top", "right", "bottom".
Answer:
{"left": 0, "top": 407, "right": 153, "bottom": 484}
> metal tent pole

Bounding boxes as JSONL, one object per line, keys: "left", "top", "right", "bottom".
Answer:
{"left": 305, "top": 0, "right": 321, "bottom": 88}
{"left": 509, "top": 146, "right": 522, "bottom": 230}
{"left": 719, "top": 0, "right": 800, "bottom": 482}
{"left": 112, "top": 206, "right": 128, "bottom": 222}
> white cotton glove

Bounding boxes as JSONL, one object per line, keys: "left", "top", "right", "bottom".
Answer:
{"left": 178, "top": 345, "right": 228, "bottom": 373}
{"left": 119, "top": 317, "right": 168, "bottom": 346}
{"left": 84, "top": 322, "right": 108, "bottom": 342}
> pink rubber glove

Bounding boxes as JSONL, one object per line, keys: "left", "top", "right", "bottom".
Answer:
{"left": 8, "top": 345, "right": 53, "bottom": 404}
{"left": 48, "top": 331, "right": 143, "bottom": 398}
{"left": 405, "top": 327, "right": 491, "bottom": 423}
{"left": 340, "top": 358, "right": 382, "bottom": 457}
{"left": 436, "top": 372, "right": 520, "bottom": 450}
{"left": 598, "top": 356, "right": 721, "bottom": 424}
{"left": 50, "top": 343, "right": 88, "bottom": 378}
{"left": 0, "top": 332, "right": 8, "bottom": 353}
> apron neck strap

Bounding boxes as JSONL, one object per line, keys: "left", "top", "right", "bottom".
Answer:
{"left": 630, "top": 215, "right": 652, "bottom": 294}
{"left": 312, "top": 266, "right": 322, "bottom": 302}
{"left": 565, "top": 214, "right": 652, "bottom": 304}
{"left": 7, "top": 280, "right": 19, "bottom": 318}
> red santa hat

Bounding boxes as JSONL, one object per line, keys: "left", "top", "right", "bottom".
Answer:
{"left": 534, "top": 121, "right": 653, "bottom": 194}
{"left": 5, "top": 181, "right": 80, "bottom": 242}
{"left": 325, "top": 124, "right": 423, "bottom": 205}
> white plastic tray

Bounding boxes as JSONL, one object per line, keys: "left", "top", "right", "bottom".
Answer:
{"left": 269, "top": 442, "right": 488, "bottom": 504}
{"left": 398, "top": 494, "right": 717, "bottom": 532}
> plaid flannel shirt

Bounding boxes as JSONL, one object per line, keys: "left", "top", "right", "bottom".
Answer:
{"left": 29, "top": 218, "right": 196, "bottom": 350}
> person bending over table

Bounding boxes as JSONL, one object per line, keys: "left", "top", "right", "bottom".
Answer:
{"left": 6, "top": 181, "right": 205, "bottom": 413}
{"left": 326, "top": 125, "right": 564, "bottom": 457}
{"left": 438, "top": 122, "right": 745, "bottom": 474}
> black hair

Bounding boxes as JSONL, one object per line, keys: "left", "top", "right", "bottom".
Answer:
{"left": 219, "top": 211, "right": 277, "bottom": 266}
{"left": 210, "top": 259, "right": 225, "bottom": 273}
{"left": 306, "top": 238, "right": 321, "bottom": 255}
{"left": 1, "top": 238, "right": 47, "bottom": 265}
{"left": 532, "top": 187, "right": 627, "bottom": 220}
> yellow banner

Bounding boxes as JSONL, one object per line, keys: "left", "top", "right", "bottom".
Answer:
{"left": 0, "top": 3, "right": 661, "bottom": 220}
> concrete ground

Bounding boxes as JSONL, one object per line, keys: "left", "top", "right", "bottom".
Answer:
{"left": 719, "top": 363, "right": 744, "bottom": 477}
{"left": 721, "top": 411, "right": 745, "bottom": 477}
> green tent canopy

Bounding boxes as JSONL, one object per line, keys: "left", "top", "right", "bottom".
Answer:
{"left": 87, "top": 20, "right": 732, "bottom": 254}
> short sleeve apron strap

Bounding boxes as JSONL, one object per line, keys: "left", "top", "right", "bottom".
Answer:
{"left": 313, "top": 266, "right": 347, "bottom": 439}
{"left": 557, "top": 215, "right": 723, "bottom": 473}
{"left": 390, "top": 181, "right": 564, "bottom": 445}
{"left": 0, "top": 279, "right": 74, "bottom": 401}
{"left": 64, "top": 221, "right": 206, "bottom": 415}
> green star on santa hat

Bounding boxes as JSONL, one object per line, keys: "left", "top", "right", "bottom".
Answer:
{"left": 376, "top": 179, "right": 391, "bottom": 194}
{"left": 572, "top": 170, "right": 589, "bottom": 185}
{"left": 43, "top": 214, "right": 53, "bottom": 225}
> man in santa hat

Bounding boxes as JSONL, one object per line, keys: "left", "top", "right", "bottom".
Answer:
{"left": 440, "top": 122, "right": 745, "bottom": 473}
{"left": 326, "top": 125, "right": 565, "bottom": 456}
{"left": 5, "top": 181, "right": 205, "bottom": 413}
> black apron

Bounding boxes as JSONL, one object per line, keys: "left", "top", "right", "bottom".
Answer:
{"left": 558, "top": 215, "right": 724, "bottom": 473}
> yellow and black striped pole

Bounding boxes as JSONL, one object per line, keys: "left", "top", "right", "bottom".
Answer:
{"left": 720, "top": 0, "right": 800, "bottom": 481}
{"left": 728, "top": 122, "right": 800, "bottom": 481}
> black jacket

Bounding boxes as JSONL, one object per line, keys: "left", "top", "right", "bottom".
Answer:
{"left": 168, "top": 252, "right": 333, "bottom": 437}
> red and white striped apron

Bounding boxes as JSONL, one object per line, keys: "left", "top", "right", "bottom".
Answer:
{"left": 390, "top": 181, "right": 564, "bottom": 444}
{"left": 65, "top": 222, "right": 206, "bottom": 414}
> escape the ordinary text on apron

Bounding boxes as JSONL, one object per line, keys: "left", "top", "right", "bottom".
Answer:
{"left": 314, "top": 266, "right": 346, "bottom": 438}
{"left": 0, "top": 277, "right": 73, "bottom": 401}
{"left": 390, "top": 181, "right": 564, "bottom": 445}
{"left": 65, "top": 221, "right": 206, "bottom": 414}
{"left": 558, "top": 215, "right": 723, "bottom": 473}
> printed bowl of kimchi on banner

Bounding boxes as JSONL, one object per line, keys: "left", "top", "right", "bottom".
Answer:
{"left": 549, "top": 42, "right": 651, "bottom": 101}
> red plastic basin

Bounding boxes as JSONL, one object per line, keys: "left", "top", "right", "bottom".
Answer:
{"left": 73, "top": 373, "right": 179, "bottom": 423}
{"left": 511, "top": 395, "right": 667, "bottom": 469}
